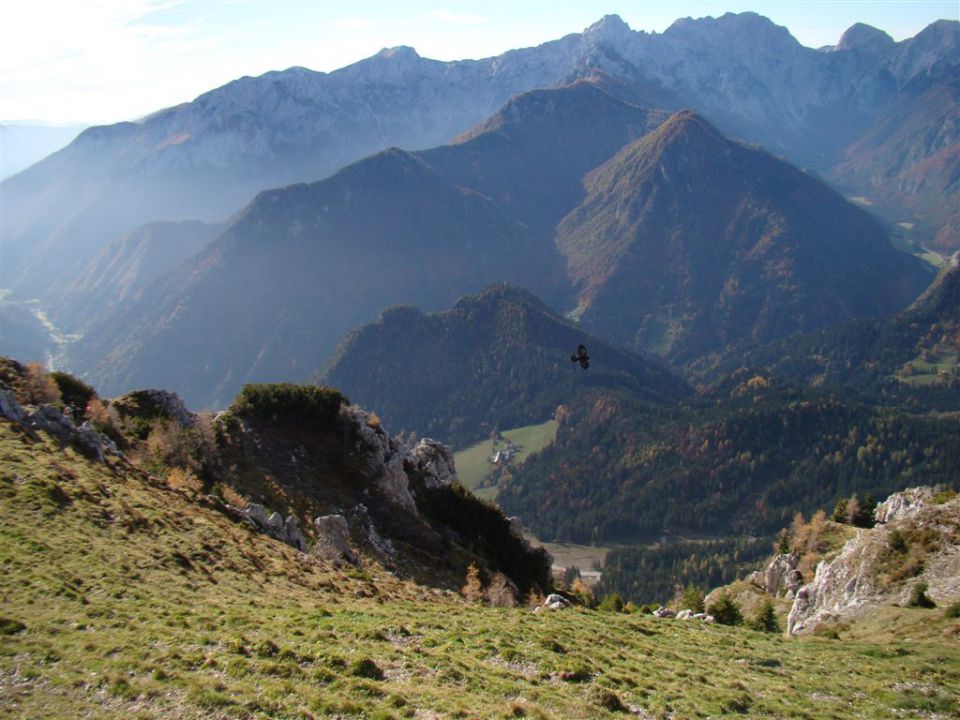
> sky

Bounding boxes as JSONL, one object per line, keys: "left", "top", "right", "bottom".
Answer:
{"left": 1, "top": 0, "right": 957, "bottom": 125}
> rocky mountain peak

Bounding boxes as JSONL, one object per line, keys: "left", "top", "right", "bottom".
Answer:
{"left": 583, "top": 14, "right": 636, "bottom": 45}
{"left": 375, "top": 45, "right": 421, "bottom": 62}
{"left": 836, "top": 23, "right": 895, "bottom": 52}
{"left": 665, "top": 11, "right": 798, "bottom": 49}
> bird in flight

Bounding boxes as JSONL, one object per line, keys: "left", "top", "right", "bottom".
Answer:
{"left": 570, "top": 344, "right": 590, "bottom": 369}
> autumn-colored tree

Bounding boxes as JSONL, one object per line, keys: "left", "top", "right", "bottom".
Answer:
{"left": 24, "top": 362, "right": 60, "bottom": 405}
{"left": 85, "top": 397, "right": 112, "bottom": 428}
{"left": 461, "top": 563, "right": 484, "bottom": 602}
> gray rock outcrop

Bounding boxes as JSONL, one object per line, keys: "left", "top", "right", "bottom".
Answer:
{"left": 313, "top": 514, "right": 357, "bottom": 565}
{"left": 0, "top": 388, "right": 26, "bottom": 423}
{"left": 344, "top": 405, "right": 418, "bottom": 514}
{"left": 241, "top": 504, "right": 307, "bottom": 552}
{"left": 874, "top": 486, "right": 935, "bottom": 524}
{"left": 763, "top": 552, "right": 801, "bottom": 596}
{"left": 788, "top": 488, "right": 960, "bottom": 635}
{"left": 413, "top": 438, "right": 458, "bottom": 488}
{"left": 0, "top": 391, "right": 119, "bottom": 463}
{"left": 113, "top": 389, "right": 196, "bottom": 427}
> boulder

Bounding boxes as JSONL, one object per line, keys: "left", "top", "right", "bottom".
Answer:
{"left": 676, "top": 609, "right": 694, "bottom": 620}
{"left": 763, "top": 553, "right": 800, "bottom": 596}
{"left": 284, "top": 515, "right": 307, "bottom": 552}
{"left": 653, "top": 606, "right": 675, "bottom": 618}
{"left": 544, "top": 593, "right": 570, "bottom": 610}
{"left": 267, "top": 512, "right": 284, "bottom": 530}
{"left": 874, "top": 487, "right": 935, "bottom": 524}
{"left": 0, "top": 388, "right": 25, "bottom": 423}
{"left": 30, "top": 404, "right": 76, "bottom": 445}
{"left": 246, "top": 503, "right": 269, "bottom": 528}
{"left": 240, "top": 504, "right": 306, "bottom": 552}
{"left": 313, "top": 514, "right": 357, "bottom": 565}
{"left": 413, "top": 438, "right": 458, "bottom": 488}
{"left": 75, "top": 421, "right": 119, "bottom": 462}
{"left": 378, "top": 453, "right": 418, "bottom": 514}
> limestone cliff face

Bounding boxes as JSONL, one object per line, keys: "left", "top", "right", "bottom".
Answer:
{"left": 787, "top": 488, "right": 960, "bottom": 635}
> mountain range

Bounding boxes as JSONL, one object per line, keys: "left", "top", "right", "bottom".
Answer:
{"left": 59, "top": 85, "right": 931, "bottom": 408}
{"left": 2, "top": 12, "right": 956, "bottom": 305}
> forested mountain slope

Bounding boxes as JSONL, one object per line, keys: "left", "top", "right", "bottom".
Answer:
{"left": 319, "top": 284, "right": 689, "bottom": 448}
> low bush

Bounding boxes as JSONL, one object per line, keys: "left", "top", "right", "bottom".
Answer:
{"left": 231, "top": 383, "right": 348, "bottom": 426}
{"left": 598, "top": 592, "right": 625, "bottom": 613}
{"left": 349, "top": 658, "right": 384, "bottom": 681}
{"left": 908, "top": 582, "right": 936, "bottom": 608}
{"left": 680, "top": 585, "right": 705, "bottom": 614}
{"left": 747, "top": 599, "right": 780, "bottom": 633}
{"left": 706, "top": 594, "right": 743, "bottom": 626}
{"left": 50, "top": 372, "right": 96, "bottom": 415}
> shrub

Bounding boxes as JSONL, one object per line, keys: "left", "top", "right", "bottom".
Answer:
{"left": 748, "top": 599, "right": 780, "bottom": 633}
{"left": 487, "top": 572, "right": 519, "bottom": 608}
{"left": 0, "top": 617, "right": 26, "bottom": 635}
{"left": 706, "top": 594, "right": 743, "bottom": 626}
{"left": 350, "top": 658, "right": 384, "bottom": 681}
{"left": 944, "top": 601, "right": 960, "bottom": 619}
{"left": 569, "top": 577, "right": 596, "bottom": 608}
{"left": 587, "top": 685, "right": 628, "bottom": 712}
{"left": 932, "top": 489, "right": 957, "bottom": 505}
{"left": 562, "top": 565, "right": 582, "bottom": 588}
{"left": 85, "top": 397, "right": 112, "bottom": 427}
{"left": 908, "top": 582, "right": 936, "bottom": 609}
{"left": 831, "top": 498, "right": 848, "bottom": 523}
{"left": 50, "top": 371, "right": 96, "bottom": 415}
{"left": 598, "top": 592, "right": 625, "bottom": 613}
{"left": 681, "top": 585, "right": 705, "bottom": 614}
{"left": 231, "top": 383, "right": 347, "bottom": 426}
{"left": 888, "top": 529, "right": 908, "bottom": 554}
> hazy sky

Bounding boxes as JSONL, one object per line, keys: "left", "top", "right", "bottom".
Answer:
{"left": 2, "top": 0, "right": 956, "bottom": 125}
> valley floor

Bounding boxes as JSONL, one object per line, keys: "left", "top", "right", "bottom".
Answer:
{"left": 2, "top": 422, "right": 959, "bottom": 719}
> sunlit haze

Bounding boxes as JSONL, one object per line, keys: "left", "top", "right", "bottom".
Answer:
{"left": 1, "top": 0, "right": 957, "bottom": 125}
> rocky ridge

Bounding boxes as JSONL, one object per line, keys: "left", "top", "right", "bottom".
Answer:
{"left": 0, "top": 359, "right": 550, "bottom": 597}
{"left": 787, "top": 488, "right": 960, "bottom": 634}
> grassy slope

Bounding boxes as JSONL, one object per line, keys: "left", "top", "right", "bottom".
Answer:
{"left": 2, "top": 422, "right": 959, "bottom": 719}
